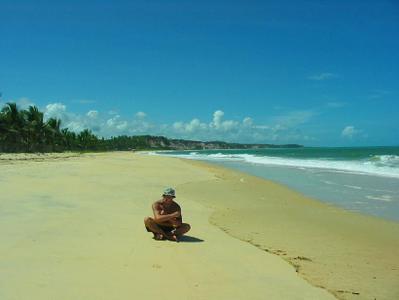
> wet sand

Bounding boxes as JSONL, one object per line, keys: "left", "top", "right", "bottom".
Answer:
{"left": 181, "top": 160, "right": 399, "bottom": 300}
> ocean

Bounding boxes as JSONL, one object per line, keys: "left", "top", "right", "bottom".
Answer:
{"left": 152, "top": 147, "right": 399, "bottom": 222}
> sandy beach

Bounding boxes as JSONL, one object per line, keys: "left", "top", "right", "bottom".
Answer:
{"left": 1, "top": 152, "right": 398, "bottom": 300}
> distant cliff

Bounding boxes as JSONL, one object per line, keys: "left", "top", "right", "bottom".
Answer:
{"left": 122, "top": 135, "right": 303, "bottom": 150}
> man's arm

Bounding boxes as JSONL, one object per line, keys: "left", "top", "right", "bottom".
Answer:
{"left": 171, "top": 209, "right": 182, "bottom": 227}
{"left": 152, "top": 203, "right": 180, "bottom": 223}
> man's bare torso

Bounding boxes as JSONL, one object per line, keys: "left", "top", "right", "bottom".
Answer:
{"left": 153, "top": 199, "right": 182, "bottom": 227}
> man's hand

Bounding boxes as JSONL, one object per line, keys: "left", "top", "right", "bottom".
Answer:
{"left": 153, "top": 209, "right": 181, "bottom": 223}
{"left": 171, "top": 211, "right": 181, "bottom": 218}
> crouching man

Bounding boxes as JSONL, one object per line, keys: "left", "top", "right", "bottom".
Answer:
{"left": 144, "top": 188, "right": 190, "bottom": 242}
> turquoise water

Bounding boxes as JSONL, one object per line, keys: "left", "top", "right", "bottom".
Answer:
{"left": 154, "top": 147, "right": 399, "bottom": 222}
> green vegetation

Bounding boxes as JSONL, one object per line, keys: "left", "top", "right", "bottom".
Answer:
{"left": 0, "top": 103, "right": 302, "bottom": 153}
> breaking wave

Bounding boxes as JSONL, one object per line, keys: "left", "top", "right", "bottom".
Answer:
{"left": 155, "top": 152, "right": 399, "bottom": 179}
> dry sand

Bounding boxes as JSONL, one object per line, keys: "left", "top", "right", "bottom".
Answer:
{"left": 0, "top": 152, "right": 398, "bottom": 299}
{"left": 0, "top": 152, "right": 81, "bottom": 162}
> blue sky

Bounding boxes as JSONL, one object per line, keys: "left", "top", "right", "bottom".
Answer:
{"left": 1, "top": 0, "right": 398, "bottom": 146}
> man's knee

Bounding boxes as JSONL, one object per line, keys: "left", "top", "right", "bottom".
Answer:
{"left": 144, "top": 217, "right": 153, "bottom": 226}
{"left": 182, "top": 223, "right": 191, "bottom": 233}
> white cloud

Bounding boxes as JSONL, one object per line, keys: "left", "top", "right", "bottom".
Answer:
{"left": 211, "top": 110, "right": 224, "bottom": 129}
{"left": 326, "top": 102, "right": 346, "bottom": 108}
{"left": 17, "top": 97, "right": 35, "bottom": 109}
{"left": 35, "top": 103, "right": 316, "bottom": 143}
{"left": 67, "top": 121, "right": 85, "bottom": 132}
{"left": 173, "top": 122, "right": 184, "bottom": 131}
{"left": 254, "top": 125, "right": 270, "bottom": 130}
{"left": 1, "top": 97, "right": 35, "bottom": 109}
{"left": 135, "top": 111, "right": 147, "bottom": 118}
{"left": 171, "top": 118, "right": 208, "bottom": 136}
{"left": 186, "top": 118, "right": 207, "bottom": 132}
{"left": 185, "top": 119, "right": 199, "bottom": 133}
{"left": 243, "top": 117, "right": 253, "bottom": 127}
{"left": 44, "top": 103, "right": 69, "bottom": 122}
{"left": 308, "top": 73, "right": 337, "bottom": 81}
{"left": 116, "top": 121, "right": 128, "bottom": 131}
{"left": 209, "top": 110, "right": 239, "bottom": 131}
{"left": 167, "top": 109, "right": 314, "bottom": 143}
{"left": 341, "top": 126, "right": 360, "bottom": 138}
{"left": 221, "top": 119, "right": 239, "bottom": 131}
{"left": 106, "top": 115, "right": 121, "bottom": 127}
{"left": 87, "top": 110, "right": 98, "bottom": 118}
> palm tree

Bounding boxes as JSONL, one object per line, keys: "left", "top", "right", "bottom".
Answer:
{"left": 0, "top": 108, "right": 7, "bottom": 151}
{"left": 0, "top": 103, "right": 26, "bottom": 152}
{"left": 24, "top": 105, "right": 46, "bottom": 152}
{"left": 78, "top": 129, "right": 98, "bottom": 150}
{"left": 46, "top": 117, "right": 62, "bottom": 151}
{"left": 61, "top": 128, "right": 77, "bottom": 150}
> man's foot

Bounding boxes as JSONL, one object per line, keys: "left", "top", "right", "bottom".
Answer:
{"left": 165, "top": 232, "right": 179, "bottom": 242}
{"left": 153, "top": 233, "right": 164, "bottom": 240}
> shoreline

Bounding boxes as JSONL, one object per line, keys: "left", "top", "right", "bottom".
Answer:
{"left": 179, "top": 158, "right": 399, "bottom": 300}
{"left": 204, "top": 160, "right": 399, "bottom": 223}
{"left": 196, "top": 161, "right": 399, "bottom": 224}
{"left": 1, "top": 152, "right": 398, "bottom": 299}
{"left": 150, "top": 150, "right": 399, "bottom": 223}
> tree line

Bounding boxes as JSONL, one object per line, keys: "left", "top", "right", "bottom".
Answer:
{"left": 0, "top": 103, "right": 171, "bottom": 153}
{"left": 0, "top": 102, "right": 302, "bottom": 153}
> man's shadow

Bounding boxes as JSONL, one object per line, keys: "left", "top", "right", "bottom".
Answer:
{"left": 179, "top": 235, "right": 204, "bottom": 243}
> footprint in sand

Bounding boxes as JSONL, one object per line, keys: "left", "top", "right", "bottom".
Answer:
{"left": 152, "top": 264, "right": 162, "bottom": 269}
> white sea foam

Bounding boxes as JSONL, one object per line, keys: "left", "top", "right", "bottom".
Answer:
{"left": 366, "top": 195, "right": 393, "bottom": 202}
{"left": 368, "top": 155, "right": 399, "bottom": 168}
{"left": 321, "top": 180, "right": 336, "bottom": 185}
{"left": 156, "top": 152, "right": 399, "bottom": 179}
{"left": 343, "top": 185, "right": 362, "bottom": 190}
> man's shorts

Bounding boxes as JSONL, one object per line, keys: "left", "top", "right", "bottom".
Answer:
{"left": 146, "top": 224, "right": 175, "bottom": 233}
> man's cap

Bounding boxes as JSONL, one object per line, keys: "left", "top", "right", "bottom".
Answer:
{"left": 163, "top": 187, "right": 176, "bottom": 198}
